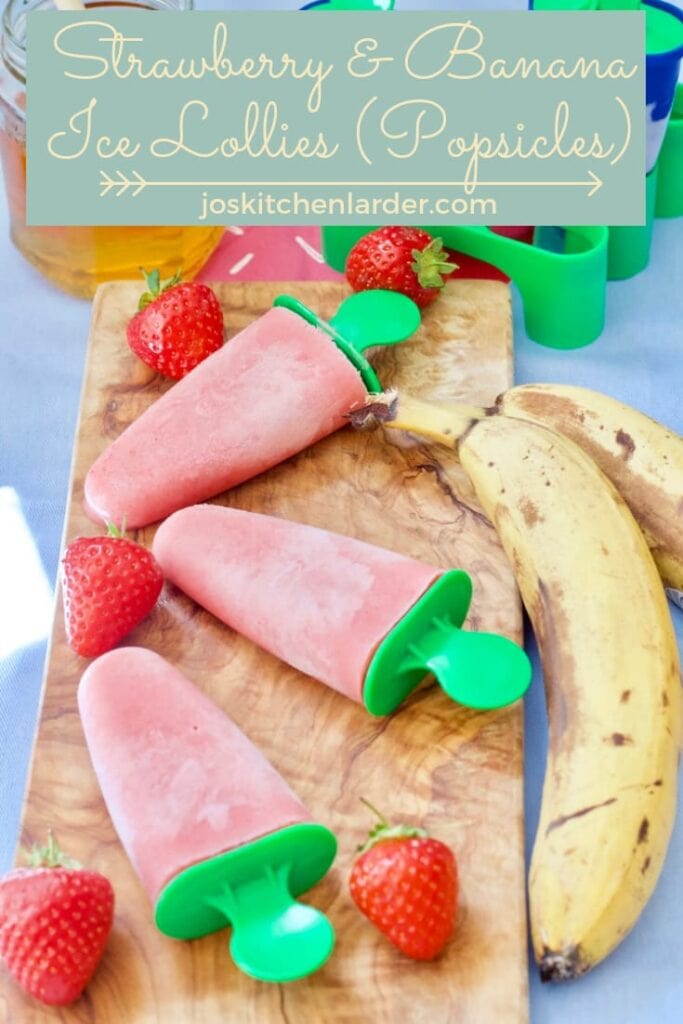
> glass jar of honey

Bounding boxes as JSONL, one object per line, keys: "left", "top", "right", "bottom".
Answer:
{"left": 0, "top": 0, "right": 224, "bottom": 298}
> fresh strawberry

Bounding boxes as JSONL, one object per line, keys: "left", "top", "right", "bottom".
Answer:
{"left": 349, "top": 800, "right": 458, "bottom": 960}
{"left": 345, "top": 227, "right": 457, "bottom": 308}
{"left": 62, "top": 523, "right": 163, "bottom": 658}
{"left": 0, "top": 833, "right": 114, "bottom": 1006}
{"left": 127, "top": 268, "right": 224, "bottom": 379}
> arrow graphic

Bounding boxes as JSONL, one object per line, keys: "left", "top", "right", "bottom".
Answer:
{"left": 99, "top": 170, "right": 603, "bottom": 198}
{"left": 475, "top": 170, "right": 602, "bottom": 197}
{"left": 99, "top": 170, "right": 147, "bottom": 198}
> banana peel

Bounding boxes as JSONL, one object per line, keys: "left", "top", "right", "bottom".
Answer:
{"left": 350, "top": 386, "right": 683, "bottom": 591}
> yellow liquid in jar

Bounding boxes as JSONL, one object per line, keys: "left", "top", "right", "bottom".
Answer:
{"left": 0, "top": 14, "right": 223, "bottom": 299}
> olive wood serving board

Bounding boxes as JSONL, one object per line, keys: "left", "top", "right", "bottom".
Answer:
{"left": 3, "top": 279, "right": 527, "bottom": 1024}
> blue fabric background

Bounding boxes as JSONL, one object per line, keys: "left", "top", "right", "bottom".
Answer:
{"left": 0, "top": 1, "right": 681, "bottom": 1020}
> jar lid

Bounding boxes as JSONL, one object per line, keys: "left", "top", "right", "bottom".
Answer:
{"left": 2, "top": 0, "right": 50, "bottom": 80}
{"left": 2, "top": 0, "right": 194, "bottom": 81}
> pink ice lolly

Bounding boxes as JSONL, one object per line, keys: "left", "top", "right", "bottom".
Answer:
{"left": 153, "top": 505, "right": 444, "bottom": 705}
{"left": 79, "top": 647, "right": 337, "bottom": 981}
{"left": 78, "top": 646, "right": 312, "bottom": 904}
{"left": 84, "top": 306, "right": 368, "bottom": 528}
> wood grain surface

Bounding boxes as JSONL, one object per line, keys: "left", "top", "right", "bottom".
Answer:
{"left": 3, "top": 280, "right": 528, "bottom": 1024}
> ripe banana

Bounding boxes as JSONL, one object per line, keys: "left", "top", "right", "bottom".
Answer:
{"left": 495, "top": 384, "right": 683, "bottom": 592}
{"left": 354, "top": 384, "right": 683, "bottom": 591}
{"left": 352, "top": 397, "right": 682, "bottom": 979}
{"left": 457, "top": 416, "right": 681, "bottom": 980}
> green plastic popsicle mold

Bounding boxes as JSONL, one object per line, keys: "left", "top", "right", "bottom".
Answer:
{"left": 363, "top": 570, "right": 532, "bottom": 716}
{"left": 155, "top": 823, "right": 337, "bottom": 983}
{"left": 315, "top": 0, "right": 606, "bottom": 348}
{"left": 605, "top": 0, "right": 683, "bottom": 271}
{"left": 657, "top": 84, "right": 683, "bottom": 217}
{"left": 274, "top": 290, "right": 421, "bottom": 393}
{"left": 608, "top": 165, "right": 660, "bottom": 279}
{"left": 318, "top": 0, "right": 683, "bottom": 341}
{"left": 595, "top": 0, "right": 639, "bottom": 8}
{"left": 321, "top": 225, "right": 609, "bottom": 350}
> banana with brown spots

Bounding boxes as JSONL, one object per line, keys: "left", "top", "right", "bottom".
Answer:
{"left": 494, "top": 384, "right": 683, "bottom": 592}
{"left": 458, "top": 416, "right": 681, "bottom": 981}
{"left": 353, "top": 397, "right": 682, "bottom": 980}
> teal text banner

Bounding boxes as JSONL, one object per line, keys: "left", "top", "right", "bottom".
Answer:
{"left": 26, "top": 11, "right": 645, "bottom": 226}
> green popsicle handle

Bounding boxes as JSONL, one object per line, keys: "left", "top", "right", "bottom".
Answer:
{"left": 227, "top": 867, "right": 334, "bottom": 983}
{"left": 329, "top": 290, "right": 422, "bottom": 354}
{"left": 155, "top": 823, "right": 337, "bottom": 983}
{"left": 274, "top": 291, "right": 421, "bottom": 393}
{"left": 410, "top": 621, "right": 533, "bottom": 710}
{"left": 363, "top": 570, "right": 531, "bottom": 716}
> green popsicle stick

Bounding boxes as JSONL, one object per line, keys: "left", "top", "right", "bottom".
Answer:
{"left": 412, "top": 623, "right": 533, "bottom": 710}
{"left": 274, "top": 291, "right": 421, "bottom": 393}
{"left": 155, "top": 823, "right": 336, "bottom": 983}
{"left": 363, "top": 571, "right": 532, "bottom": 716}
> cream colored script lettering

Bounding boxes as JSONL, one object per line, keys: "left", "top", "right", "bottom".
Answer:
{"left": 151, "top": 101, "right": 219, "bottom": 159}
{"left": 404, "top": 21, "right": 485, "bottom": 81}
{"left": 380, "top": 99, "right": 447, "bottom": 159}
{"left": 47, "top": 97, "right": 96, "bottom": 159}
{"left": 54, "top": 21, "right": 141, "bottom": 79}
{"left": 347, "top": 36, "right": 393, "bottom": 78}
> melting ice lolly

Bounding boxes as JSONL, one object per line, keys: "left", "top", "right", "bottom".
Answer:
{"left": 78, "top": 647, "right": 337, "bottom": 982}
{"left": 153, "top": 505, "right": 531, "bottom": 714}
{"left": 84, "top": 291, "right": 421, "bottom": 528}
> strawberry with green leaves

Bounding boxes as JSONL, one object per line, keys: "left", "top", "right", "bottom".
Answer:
{"left": 346, "top": 227, "right": 457, "bottom": 308}
{"left": 127, "top": 269, "right": 224, "bottom": 379}
{"left": 61, "top": 523, "right": 163, "bottom": 658}
{"left": 349, "top": 800, "right": 458, "bottom": 960}
{"left": 0, "top": 833, "right": 114, "bottom": 1006}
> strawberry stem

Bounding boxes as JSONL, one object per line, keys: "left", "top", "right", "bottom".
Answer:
{"left": 105, "top": 518, "right": 127, "bottom": 540}
{"left": 411, "top": 237, "right": 458, "bottom": 291}
{"left": 25, "top": 831, "right": 81, "bottom": 870}
{"left": 357, "top": 798, "right": 427, "bottom": 854}
{"left": 46, "top": 830, "right": 57, "bottom": 864}
{"left": 137, "top": 267, "right": 183, "bottom": 311}
{"left": 359, "top": 796, "right": 389, "bottom": 828}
